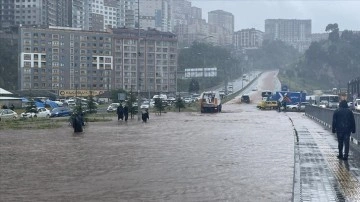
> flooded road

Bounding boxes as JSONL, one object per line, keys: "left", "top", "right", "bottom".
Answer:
{"left": 1, "top": 71, "right": 296, "bottom": 201}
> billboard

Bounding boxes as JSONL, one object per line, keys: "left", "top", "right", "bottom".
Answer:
{"left": 59, "top": 90, "right": 105, "bottom": 97}
{"left": 185, "top": 68, "right": 217, "bottom": 78}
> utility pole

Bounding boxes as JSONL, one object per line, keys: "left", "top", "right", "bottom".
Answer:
{"left": 136, "top": 0, "right": 141, "bottom": 121}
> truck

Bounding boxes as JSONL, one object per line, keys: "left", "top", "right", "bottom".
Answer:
{"left": 270, "top": 91, "right": 307, "bottom": 104}
{"left": 200, "top": 91, "right": 222, "bottom": 113}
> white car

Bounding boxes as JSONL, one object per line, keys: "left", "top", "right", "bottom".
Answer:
{"left": 184, "top": 97, "right": 193, "bottom": 103}
{"left": 107, "top": 103, "right": 120, "bottom": 112}
{"left": 0, "top": 109, "right": 18, "bottom": 121}
{"left": 20, "top": 107, "right": 51, "bottom": 118}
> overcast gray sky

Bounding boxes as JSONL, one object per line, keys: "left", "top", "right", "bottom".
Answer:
{"left": 190, "top": 0, "right": 360, "bottom": 33}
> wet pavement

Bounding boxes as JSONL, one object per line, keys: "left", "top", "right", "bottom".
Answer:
{"left": 1, "top": 71, "right": 360, "bottom": 202}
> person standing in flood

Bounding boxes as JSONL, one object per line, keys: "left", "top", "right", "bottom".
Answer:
{"left": 332, "top": 100, "right": 356, "bottom": 160}
{"left": 117, "top": 104, "right": 124, "bottom": 121}
{"left": 123, "top": 105, "right": 129, "bottom": 122}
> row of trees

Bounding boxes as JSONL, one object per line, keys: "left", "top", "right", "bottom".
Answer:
{"left": 284, "top": 24, "right": 360, "bottom": 90}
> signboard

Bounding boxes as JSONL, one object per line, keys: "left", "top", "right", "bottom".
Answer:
{"left": 59, "top": 90, "right": 105, "bottom": 97}
{"left": 118, "top": 93, "right": 126, "bottom": 101}
{"left": 184, "top": 68, "right": 217, "bottom": 78}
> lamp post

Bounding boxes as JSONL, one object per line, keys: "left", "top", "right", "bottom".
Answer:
{"left": 136, "top": 0, "right": 141, "bottom": 121}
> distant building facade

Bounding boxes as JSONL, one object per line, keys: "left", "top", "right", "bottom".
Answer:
{"left": 139, "top": 0, "right": 172, "bottom": 32}
{"left": 234, "top": 28, "right": 263, "bottom": 50}
{"left": 265, "top": 19, "right": 312, "bottom": 52}
{"left": 0, "top": 0, "right": 71, "bottom": 31}
{"left": 18, "top": 26, "right": 178, "bottom": 94}
{"left": 208, "top": 10, "right": 234, "bottom": 46}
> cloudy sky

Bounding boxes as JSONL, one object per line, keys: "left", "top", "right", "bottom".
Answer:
{"left": 190, "top": 0, "right": 360, "bottom": 33}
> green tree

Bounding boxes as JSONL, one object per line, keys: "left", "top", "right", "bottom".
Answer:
{"left": 126, "top": 91, "right": 137, "bottom": 118}
{"left": 86, "top": 94, "right": 98, "bottom": 114}
{"left": 0, "top": 38, "right": 18, "bottom": 89}
{"left": 174, "top": 98, "right": 185, "bottom": 112}
{"left": 154, "top": 98, "right": 165, "bottom": 115}
{"left": 326, "top": 23, "right": 340, "bottom": 42}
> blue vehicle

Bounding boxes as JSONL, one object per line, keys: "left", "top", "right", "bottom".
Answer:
{"left": 50, "top": 107, "right": 73, "bottom": 117}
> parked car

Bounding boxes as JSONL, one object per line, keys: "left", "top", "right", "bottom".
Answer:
{"left": 0, "top": 109, "right": 18, "bottom": 121}
{"left": 184, "top": 97, "right": 193, "bottom": 104}
{"left": 50, "top": 107, "right": 73, "bottom": 117}
{"left": 107, "top": 103, "right": 120, "bottom": 112}
{"left": 20, "top": 107, "right": 51, "bottom": 118}
{"left": 140, "top": 101, "right": 150, "bottom": 109}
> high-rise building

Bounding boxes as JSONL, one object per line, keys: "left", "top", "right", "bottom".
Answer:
{"left": 0, "top": 0, "right": 71, "bottom": 31}
{"left": 0, "top": 0, "right": 15, "bottom": 31}
{"left": 208, "top": 10, "right": 234, "bottom": 46}
{"left": 265, "top": 19, "right": 312, "bottom": 52}
{"left": 18, "top": 26, "right": 178, "bottom": 94}
{"left": 234, "top": 28, "right": 263, "bottom": 50}
{"left": 171, "top": 0, "right": 192, "bottom": 29}
{"left": 139, "top": 0, "right": 172, "bottom": 32}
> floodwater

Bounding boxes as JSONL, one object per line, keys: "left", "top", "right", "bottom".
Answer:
{"left": 1, "top": 71, "right": 296, "bottom": 202}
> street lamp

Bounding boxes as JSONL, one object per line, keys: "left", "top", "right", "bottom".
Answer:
{"left": 136, "top": 0, "right": 141, "bottom": 121}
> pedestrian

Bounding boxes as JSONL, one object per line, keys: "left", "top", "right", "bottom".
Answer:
{"left": 123, "top": 105, "right": 129, "bottom": 122}
{"left": 116, "top": 104, "right": 124, "bottom": 121}
{"left": 10, "top": 104, "right": 15, "bottom": 111}
{"left": 2, "top": 104, "right": 8, "bottom": 109}
{"left": 72, "top": 113, "right": 83, "bottom": 133}
{"left": 277, "top": 100, "right": 282, "bottom": 112}
{"left": 332, "top": 100, "right": 356, "bottom": 160}
{"left": 141, "top": 109, "right": 149, "bottom": 123}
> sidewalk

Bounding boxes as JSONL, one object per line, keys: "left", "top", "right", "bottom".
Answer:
{"left": 287, "top": 112, "right": 360, "bottom": 202}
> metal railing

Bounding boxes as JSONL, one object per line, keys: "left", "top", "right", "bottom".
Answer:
{"left": 305, "top": 105, "right": 360, "bottom": 144}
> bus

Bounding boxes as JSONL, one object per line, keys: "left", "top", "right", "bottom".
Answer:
{"left": 318, "top": 94, "right": 339, "bottom": 108}
{"left": 261, "top": 90, "right": 272, "bottom": 101}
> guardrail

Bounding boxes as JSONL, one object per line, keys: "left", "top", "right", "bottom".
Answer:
{"left": 305, "top": 105, "right": 360, "bottom": 145}
{"left": 222, "top": 72, "right": 262, "bottom": 104}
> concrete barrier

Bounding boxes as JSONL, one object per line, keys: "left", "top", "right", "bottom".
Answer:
{"left": 305, "top": 105, "right": 360, "bottom": 145}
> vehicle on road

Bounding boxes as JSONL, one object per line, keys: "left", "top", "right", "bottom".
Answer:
{"left": 257, "top": 101, "right": 278, "bottom": 110}
{"left": 50, "top": 107, "right": 73, "bottom": 117}
{"left": 241, "top": 94, "right": 250, "bottom": 103}
{"left": 318, "top": 94, "right": 339, "bottom": 108}
{"left": 200, "top": 91, "right": 222, "bottom": 113}
{"left": 286, "top": 102, "right": 310, "bottom": 111}
{"left": 107, "top": 103, "right": 120, "bottom": 112}
{"left": 0, "top": 109, "right": 18, "bottom": 121}
{"left": 20, "top": 107, "right": 51, "bottom": 118}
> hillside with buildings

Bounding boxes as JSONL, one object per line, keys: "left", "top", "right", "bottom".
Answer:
{"left": 0, "top": 0, "right": 358, "bottom": 96}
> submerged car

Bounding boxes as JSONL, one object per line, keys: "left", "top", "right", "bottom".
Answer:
{"left": 20, "top": 107, "right": 51, "bottom": 118}
{"left": 0, "top": 109, "right": 18, "bottom": 121}
{"left": 50, "top": 107, "right": 72, "bottom": 117}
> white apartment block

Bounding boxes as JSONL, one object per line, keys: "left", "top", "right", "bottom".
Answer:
{"left": 234, "top": 28, "right": 263, "bottom": 50}
{"left": 71, "top": 0, "right": 136, "bottom": 31}
{"left": 265, "top": 19, "right": 312, "bottom": 52}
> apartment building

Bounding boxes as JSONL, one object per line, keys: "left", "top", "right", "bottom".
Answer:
{"left": 208, "top": 10, "right": 234, "bottom": 46}
{"left": 139, "top": 0, "right": 172, "bottom": 32}
{"left": 0, "top": 0, "right": 71, "bottom": 31}
{"left": 234, "top": 28, "right": 263, "bottom": 50}
{"left": 264, "top": 19, "right": 312, "bottom": 52}
{"left": 18, "top": 26, "right": 178, "bottom": 94}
